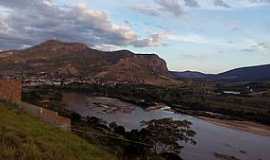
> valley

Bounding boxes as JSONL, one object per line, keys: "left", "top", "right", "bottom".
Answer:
{"left": 1, "top": 40, "right": 270, "bottom": 160}
{"left": 1, "top": 1, "right": 269, "bottom": 159}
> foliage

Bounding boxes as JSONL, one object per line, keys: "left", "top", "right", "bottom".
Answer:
{"left": 108, "top": 118, "right": 196, "bottom": 159}
{"left": 23, "top": 83, "right": 270, "bottom": 125}
{"left": 140, "top": 118, "right": 196, "bottom": 154}
{"left": 60, "top": 83, "right": 270, "bottom": 125}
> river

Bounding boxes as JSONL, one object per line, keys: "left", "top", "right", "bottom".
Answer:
{"left": 62, "top": 92, "right": 270, "bottom": 160}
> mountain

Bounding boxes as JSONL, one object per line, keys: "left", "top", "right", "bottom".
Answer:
{"left": 214, "top": 64, "right": 270, "bottom": 82}
{"left": 171, "top": 64, "right": 270, "bottom": 82}
{"left": 0, "top": 40, "right": 175, "bottom": 85}
{"left": 170, "top": 71, "right": 210, "bottom": 79}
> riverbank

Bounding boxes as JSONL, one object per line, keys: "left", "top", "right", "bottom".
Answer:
{"left": 22, "top": 88, "right": 270, "bottom": 160}
{"left": 23, "top": 84, "right": 270, "bottom": 125}
{"left": 64, "top": 93, "right": 270, "bottom": 137}
{"left": 200, "top": 116, "right": 270, "bottom": 137}
{"left": 61, "top": 92, "right": 270, "bottom": 160}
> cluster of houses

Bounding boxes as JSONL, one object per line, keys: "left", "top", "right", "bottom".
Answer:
{"left": 216, "top": 85, "right": 255, "bottom": 96}
{"left": 1, "top": 72, "right": 93, "bottom": 87}
{"left": 1, "top": 71, "right": 146, "bottom": 88}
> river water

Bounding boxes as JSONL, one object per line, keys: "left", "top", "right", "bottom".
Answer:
{"left": 62, "top": 92, "right": 270, "bottom": 160}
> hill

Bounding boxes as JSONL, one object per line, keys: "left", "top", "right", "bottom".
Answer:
{"left": 0, "top": 103, "right": 117, "bottom": 160}
{"left": 0, "top": 40, "right": 175, "bottom": 86}
{"left": 214, "top": 64, "right": 270, "bottom": 82}
{"left": 170, "top": 64, "right": 270, "bottom": 82}
{"left": 170, "top": 71, "right": 210, "bottom": 79}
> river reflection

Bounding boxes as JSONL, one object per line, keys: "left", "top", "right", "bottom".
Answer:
{"left": 62, "top": 92, "right": 270, "bottom": 160}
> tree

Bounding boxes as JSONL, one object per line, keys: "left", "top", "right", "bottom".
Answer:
{"left": 140, "top": 118, "right": 196, "bottom": 155}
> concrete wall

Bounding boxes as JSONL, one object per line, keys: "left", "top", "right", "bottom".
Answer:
{"left": 19, "top": 102, "right": 71, "bottom": 131}
{"left": 0, "top": 80, "right": 71, "bottom": 131}
{"left": 0, "top": 80, "right": 22, "bottom": 102}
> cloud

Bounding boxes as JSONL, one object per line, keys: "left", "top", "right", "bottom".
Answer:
{"left": 249, "top": 0, "right": 270, "bottom": 4}
{"left": 167, "top": 34, "right": 209, "bottom": 44}
{"left": 0, "top": 0, "right": 165, "bottom": 50}
{"left": 225, "top": 21, "right": 241, "bottom": 31}
{"left": 214, "top": 0, "right": 270, "bottom": 9}
{"left": 180, "top": 53, "right": 208, "bottom": 60}
{"left": 257, "top": 42, "right": 270, "bottom": 50}
{"left": 213, "top": 0, "right": 230, "bottom": 8}
{"left": 132, "top": 0, "right": 270, "bottom": 17}
{"left": 0, "top": 18, "right": 8, "bottom": 32}
{"left": 252, "top": 42, "right": 268, "bottom": 51}
{"left": 155, "top": 0, "right": 183, "bottom": 16}
{"left": 131, "top": 5, "right": 161, "bottom": 17}
{"left": 132, "top": 0, "right": 183, "bottom": 17}
{"left": 93, "top": 44, "right": 122, "bottom": 51}
{"left": 233, "top": 39, "right": 270, "bottom": 54}
{"left": 190, "top": 0, "right": 270, "bottom": 10}
{"left": 184, "top": 0, "right": 200, "bottom": 7}
{"left": 133, "top": 33, "right": 167, "bottom": 47}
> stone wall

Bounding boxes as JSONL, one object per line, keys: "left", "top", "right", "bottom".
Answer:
{"left": 0, "top": 80, "right": 22, "bottom": 102}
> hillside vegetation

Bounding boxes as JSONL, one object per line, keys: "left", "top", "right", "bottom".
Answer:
{"left": 0, "top": 103, "right": 117, "bottom": 160}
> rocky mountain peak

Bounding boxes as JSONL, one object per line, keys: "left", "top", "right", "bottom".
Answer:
{"left": 27, "top": 40, "right": 90, "bottom": 54}
{"left": 0, "top": 40, "right": 176, "bottom": 86}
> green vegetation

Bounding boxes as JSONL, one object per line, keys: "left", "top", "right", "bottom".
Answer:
{"left": 58, "top": 83, "right": 270, "bottom": 125}
{"left": 23, "top": 83, "right": 270, "bottom": 125}
{"left": 71, "top": 116, "right": 195, "bottom": 160}
{"left": 0, "top": 103, "right": 117, "bottom": 160}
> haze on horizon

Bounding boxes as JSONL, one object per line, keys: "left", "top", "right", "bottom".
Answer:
{"left": 0, "top": 0, "right": 269, "bottom": 74}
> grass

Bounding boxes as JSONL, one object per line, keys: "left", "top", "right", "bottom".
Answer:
{"left": 0, "top": 103, "right": 117, "bottom": 160}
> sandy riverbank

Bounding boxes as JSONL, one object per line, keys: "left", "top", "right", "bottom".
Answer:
{"left": 199, "top": 116, "right": 270, "bottom": 137}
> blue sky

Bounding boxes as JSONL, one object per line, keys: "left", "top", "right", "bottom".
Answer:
{"left": 0, "top": 0, "right": 270, "bottom": 73}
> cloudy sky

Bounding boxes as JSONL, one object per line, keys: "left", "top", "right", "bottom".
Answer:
{"left": 0, "top": 0, "right": 270, "bottom": 73}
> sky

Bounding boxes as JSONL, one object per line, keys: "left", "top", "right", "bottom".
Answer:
{"left": 0, "top": 0, "right": 270, "bottom": 73}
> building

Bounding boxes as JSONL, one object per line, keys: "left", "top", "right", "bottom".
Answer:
{"left": 0, "top": 80, "right": 22, "bottom": 102}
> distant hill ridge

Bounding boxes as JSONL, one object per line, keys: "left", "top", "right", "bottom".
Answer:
{"left": 171, "top": 64, "right": 270, "bottom": 82}
{"left": 214, "top": 64, "right": 270, "bottom": 81}
{"left": 0, "top": 40, "right": 175, "bottom": 85}
{"left": 170, "top": 71, "right": 210, "bottom": 79}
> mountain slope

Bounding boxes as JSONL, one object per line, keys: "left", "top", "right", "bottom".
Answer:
{"left": 170, "top": 64, "right": 270, "bottom": 82}
{"left": 170, "top": 71, "right": 209, "bottom": 79}
{"left": 215, "top": 64, "right": 270, "bottom": 81}
{"left": 0, "top": 40, "right": 175, "bottom": 85}
{"left": 0, "top": 103, "right": 116, "bottom": 160}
